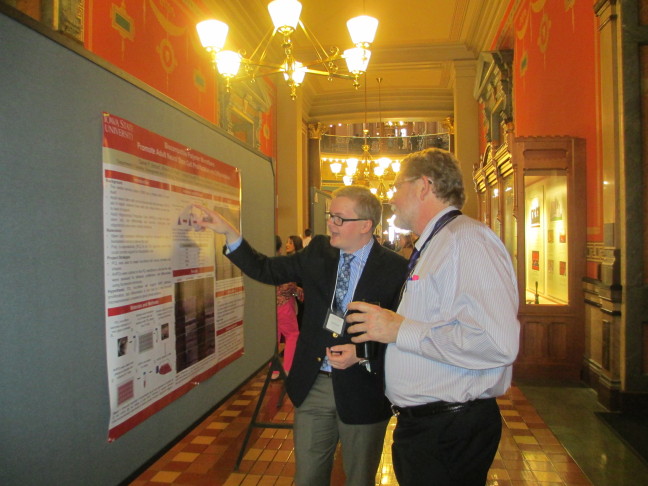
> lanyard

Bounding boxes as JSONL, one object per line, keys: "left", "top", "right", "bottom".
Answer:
{"left": 404, "top": 208, "right": 462, "bottom": 287}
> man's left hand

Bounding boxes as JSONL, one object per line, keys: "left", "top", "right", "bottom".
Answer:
{"left": 345, "top": 301, "right": 404, "bottom": 344}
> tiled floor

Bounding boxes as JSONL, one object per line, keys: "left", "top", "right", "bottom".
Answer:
{"left": 128, "top": 368, "right": 610, "bottom": 486}
{"left": 517, "top": 382, "right": 648, "bottom": 486}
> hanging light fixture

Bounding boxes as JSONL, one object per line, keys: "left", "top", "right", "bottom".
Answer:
{"left": 354, "top": 78, "right": 390, "bottom": 186}
{"left": 324, "top": 76, "right": 400, "bottom": 199}
{"left": 196, "top": 1, "right": 378, "bottom": 99}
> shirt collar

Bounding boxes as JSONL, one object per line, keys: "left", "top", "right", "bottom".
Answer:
{"left": 415, "top": 206, "right": 458, "bottom": 251}
{"left": 340, "top": 237, "right": 374, "bottom": 264}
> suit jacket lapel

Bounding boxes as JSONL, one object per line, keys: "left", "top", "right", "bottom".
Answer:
{"left": 325, "top": 244, "right": 341, "bottom": 307}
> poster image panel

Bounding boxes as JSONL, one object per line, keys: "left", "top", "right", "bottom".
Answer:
{"left": 102, "top": 113, "right": 244, "bottom": 440}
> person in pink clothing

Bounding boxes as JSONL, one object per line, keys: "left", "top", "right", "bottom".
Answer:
{"left": 274, "top": 235, "right": 303, "bottom": 378}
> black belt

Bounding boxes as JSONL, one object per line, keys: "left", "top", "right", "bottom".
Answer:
{"left": 391, "top": 398, "right": 493, "bottom": 418}
{"left": 318, "top": 370, "right": 332, "bottom": 377}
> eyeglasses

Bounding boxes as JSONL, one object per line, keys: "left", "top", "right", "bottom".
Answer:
{"left": 392, "top": 178, "right": 418, "bottom": 193}
{"left": 392, "top": 177, "right": 434, "bottom": 193}
{"left": 326, "top": 212, "right": 370, "bottom": 226}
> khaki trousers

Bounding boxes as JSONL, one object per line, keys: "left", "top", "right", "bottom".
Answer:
{"left": 293, "top": 373, "right": 389, "bottom": 486}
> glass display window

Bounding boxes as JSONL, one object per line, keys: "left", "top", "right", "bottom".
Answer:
{"left": 524, "top": 170, "right": 568, "bottom": 305}
{"left": 503, "top": 173, "right": 517, "bottom": 272}
{"left": 478, "top": 190, "right": 488, "bottom": 225}
{"left": 490, "top": 184, "right": 501, "bottom": 236}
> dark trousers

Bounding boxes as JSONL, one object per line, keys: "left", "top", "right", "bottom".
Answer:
{"left": 392, "top": 398, "right": 501, "bottom": 486}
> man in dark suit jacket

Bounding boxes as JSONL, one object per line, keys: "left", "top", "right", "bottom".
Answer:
{"left": 195, "top": 186, "right": 408, "bottom": 486}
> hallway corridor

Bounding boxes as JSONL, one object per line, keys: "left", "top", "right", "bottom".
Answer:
{"left": 129, "top": 368, "right": 648, "bottom": 486}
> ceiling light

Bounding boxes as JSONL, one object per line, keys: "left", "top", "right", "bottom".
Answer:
{"left": 346, "top": 15, "right": 379, "bottom": 47}
{"left": 197, "top": 1, "right": 378, "bottom": 99}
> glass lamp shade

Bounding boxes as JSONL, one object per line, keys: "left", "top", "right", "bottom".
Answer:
{"left": 343, "top": 175, "right": 353, "bottom": 186}
{"left": 196, "top": 19, "right": 229, "bottom": 51}
{"left": 370, "top": 187, "right": 378, "bottom": 194}
{"left": 347, "top": 15, "right": 378, "bottom": 47}
{"left": 344, "top": 48, "right": 371, "bottom": 74}
{"left": 346, "top": 158, "right": 359, "bottom": 171}
{"left": 391, "top": 160, "right": 401, "bottom": 173}
{"left": 282, "top": 60, "right": 307, "bottom": 84}
{"left": 330, "top": 161, "right": 342, "bottom": 174}
{"left": 373, "top": 165, "right": 385, "bottom": 177}
{"left": 268, "top": 0, "right": 302, "bottom": 34}
{"left": 345, "top": 166, "right": 356, "bottom": 177}
{"left": 377, "top": 157, "right": 391, "bottom": 169}
{"left": 216, "top": 50, "right": 242, "bottom": 77}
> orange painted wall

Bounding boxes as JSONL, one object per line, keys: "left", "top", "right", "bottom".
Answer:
{"left": 511, "top": 1, "right": 601, "bottom": 246}
{"left": 84, "top": 1, "right": 276, "bottom": 159}
{"left": 86, "top": 1, "right": 218, "bottom": 124}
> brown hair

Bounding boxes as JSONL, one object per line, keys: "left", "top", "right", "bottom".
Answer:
{"left": 287, "top": 235, "right": 303, "bottom": 252}
{"left": 400, "top": 148, "right": 466, "bottom": 209}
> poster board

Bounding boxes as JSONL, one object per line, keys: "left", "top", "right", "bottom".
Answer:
{"left": 0, "top": 12, "right": 275, "bottom": 485}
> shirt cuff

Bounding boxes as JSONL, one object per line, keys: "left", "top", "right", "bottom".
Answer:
{"left": 225, "top": 236, "right": 243, "bottom": 254}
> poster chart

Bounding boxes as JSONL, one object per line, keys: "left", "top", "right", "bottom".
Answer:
{"left": 102, "top": 113, "right": 244, "bottom": 440}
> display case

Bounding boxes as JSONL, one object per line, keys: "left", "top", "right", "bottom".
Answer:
{"left": 513, "top": 137, "right": 586, "bottom": 379}
{"left": 476, "top": 136, "right": 586, "bottom": 379}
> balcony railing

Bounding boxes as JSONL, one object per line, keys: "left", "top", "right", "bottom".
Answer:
{"left": 320, "top": 133, "right": 450, "bottom": 156}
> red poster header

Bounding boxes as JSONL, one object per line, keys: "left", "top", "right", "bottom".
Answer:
{"left": 102, "top": 113, "right": 239, "bottom": 189}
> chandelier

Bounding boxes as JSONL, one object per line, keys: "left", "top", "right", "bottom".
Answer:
{"left": 196, "top": 0, "right": 378, "bottom": 99}
{"left": 327, "top": 77, "right": 400, "bottom": 201}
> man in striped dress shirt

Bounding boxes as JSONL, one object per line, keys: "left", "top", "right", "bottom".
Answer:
{"left": 347, "top": 148, "right": 520, "bottom": 486}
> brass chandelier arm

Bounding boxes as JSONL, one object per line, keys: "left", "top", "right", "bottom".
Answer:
{"left": 196, "top": 1, "right": 378, "bottom": 98}
{"left": 298, "top": 20, "right": 341, "bottom": 70}
{"left": 226, "top": 63, "right": 354, "bottom": 81}
{"left": 247, "top": 28, "right": 277, "bottom": 64}
{"left": 306, "top": 70, "right": 355, "bottom": 80}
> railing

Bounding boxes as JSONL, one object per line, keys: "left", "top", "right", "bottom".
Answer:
{"left": 320, "top": 133, "right": 450, "bottom": 156}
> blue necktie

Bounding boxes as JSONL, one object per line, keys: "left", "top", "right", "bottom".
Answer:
{"left": 334, "top": 253, "right": 355, "bottom": 312}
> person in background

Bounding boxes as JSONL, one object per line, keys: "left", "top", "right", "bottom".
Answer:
{"left": 273, "top": 235, "right": 302, "bottom": 379}
{"left": 194, "top": 186, "right": 408, "bottom": 486}
{"left": 286, "top": 234, "right": 305, "bottom": 331}
{"left": 346, "top": 148, "right": 520, "bottom": 486}
{"left": 286, "top": 234, "right": 304, "bottom": 254}
{"left": 302, "top": 229, "right": 312, "bottom": 247}
{"left": 410, "top": 132, "right": 420, "bottom": 151}
{"left": 396, "top": 233, "right": 415, "bottom": 260}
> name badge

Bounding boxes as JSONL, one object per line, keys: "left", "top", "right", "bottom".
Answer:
{"left": 323, "top": 309, "right": 345, "bottom": 336}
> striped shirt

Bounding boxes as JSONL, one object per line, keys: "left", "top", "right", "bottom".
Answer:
{"left": 334, "top": 237, "right": 374, "bottom": 313}
{"left": 386, "top": 206, "right": 520, "bottom": 407}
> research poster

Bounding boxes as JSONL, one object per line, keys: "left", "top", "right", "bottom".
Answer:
{"left": 102, "top": 113, "right": 244, "bottom": 440}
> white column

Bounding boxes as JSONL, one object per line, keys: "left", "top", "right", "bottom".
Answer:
{"left": 275, "top": 82, "right": 305, "bottom": 240}
{"left": 452, "top": 60, "right": 480, "bottom": 219}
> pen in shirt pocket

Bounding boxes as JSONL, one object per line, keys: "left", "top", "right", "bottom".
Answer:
{"left": 408, "top": 275, "right": 420, "bottom": 281}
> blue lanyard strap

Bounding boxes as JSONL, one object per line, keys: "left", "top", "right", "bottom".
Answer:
{"left": 406, "top": 209, "right": 462, "bottom": 276}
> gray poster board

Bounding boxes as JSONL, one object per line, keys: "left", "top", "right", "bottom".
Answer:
{"left": 0, "top": 11, "right": 276, "bottom": 485}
